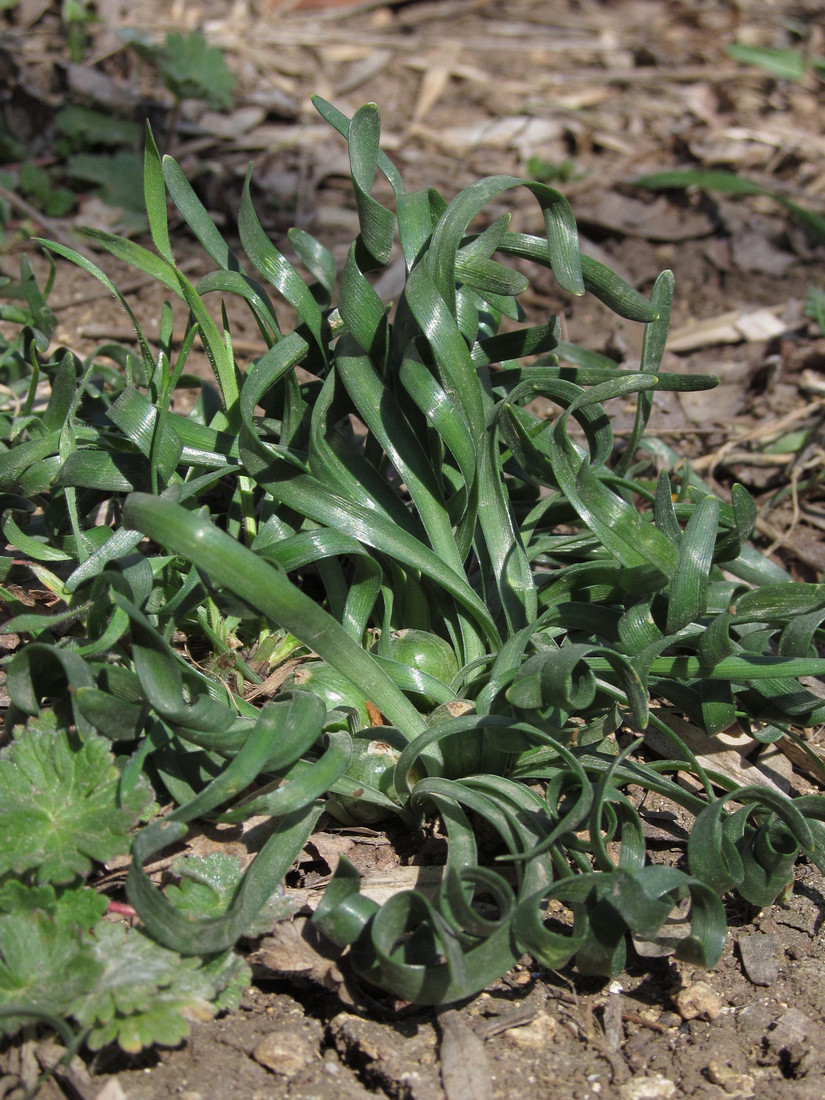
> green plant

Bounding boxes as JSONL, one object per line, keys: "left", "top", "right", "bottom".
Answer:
{"left": 1, "top": 99, "right": 825, "bottom": 1050}
{"left": 725, "top": 41, "right": 825, "bottom": 83}
{"left": 0, "top": 714, "right": 254, "bottom": 1054}
{"left": 120, "top": 29, "right": 235, "bottom": 152}
{"left": 527, "top": 154, "right": 586, "bottom": 185}
{"left": 635, "top": 168, "right": 825, "bottom": 242}
{"left": 2, "top": 165, "right": 74, "bottom": 218}
{"left": 804, "top": 285, "right": 825, "bottom": 333}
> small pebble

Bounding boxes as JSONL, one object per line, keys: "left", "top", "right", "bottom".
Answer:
{"left": 706, "top": 1060, "right": 755, "bottom": 1096}
{"left": 252, "top": 1031, "right": 315, "bottom": 1076}
{"left": 505, "top": 1012, "right": 558, "bottom": 1048}
{"left": 674, "top": 981, "right": 723, "bottom": 1021}
{"left": 618, "top": 1073, "right": 676, "bottom": 1100}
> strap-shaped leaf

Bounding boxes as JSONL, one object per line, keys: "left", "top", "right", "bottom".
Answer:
{"left": 305, "top": 366, "right": 427, "bottom": 533}
{"left": 338, "top": 246, "right": 388, "bottom": 359}
{"left": 427, "top": 176, "right": 583, "bottom": 311}
{"left": 106, "top": 386, "right": 183, "bottom": 485}
{"left": 404, "top": 261, "right": 484, "bottom": 433}
{"left": 312, "top": 95, "right": 404, "bottom": 195}
{"left": 128, "top": 803, "right": 322, "bottom": 955}
{"left": 287, "top": 228, "right": 336, "bottom": 299}
{"left": 79, "top": 229, "right": 180, "bottom": 294}
{"left": 500, "top": 234, "right": 657, "bottom": 322}
{"left": 238, "top": 170, "right": 324, "bottom": 351}
{"left": 114, "top": 593, "right": 240, "bottom": 736}
{"left": 172, "top": 269, "right": 239, "bottom": 419}
{"left": 666, "top": 493, "right": 719, "bottom": 633}
{"left": 347, "top": 103, "right": 396, "bottom": 268}
{"left": 144, "top": 124, "right": 173, "bottom": 265}
{"left": 34, "top": 241, "right": 155, "bottom": 374}
{"left": 122, "top": 493, "right": 429, "bottom": 737}
{"left": 614, "top": 270, "right": 675, "bottom": 478}
{"left": 335, "top": 336, "right": 459, "bottom": 565}
{"left": 472, "top": 319, "right": 559, "bottom": 368}
{"left": 6, "top": 643, "right": 95, "bottom": 736}
{"left": 162, "top": 155, "right": 241, "bottom": 272}
{"left": 195, "top": 269, "right": 281, "bottom": 342}
{"left": 548, "top": 377, "right": 680, "bottom": 577}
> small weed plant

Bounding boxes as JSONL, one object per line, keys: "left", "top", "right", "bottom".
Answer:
{"left": 2, "top": 99, "right": 825, "bottom": 1054}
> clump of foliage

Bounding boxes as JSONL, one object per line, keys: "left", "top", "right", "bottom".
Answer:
{"left": 1, "top": 99, "right": 825, "bottom": 1052}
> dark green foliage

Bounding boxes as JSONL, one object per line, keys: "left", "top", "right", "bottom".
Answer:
{"left": 1, "top": 99, "right": 824, "bottom": 1045}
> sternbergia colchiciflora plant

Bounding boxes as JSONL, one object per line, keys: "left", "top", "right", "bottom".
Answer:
{"left": 2, "top": 98, "right": 825, "bottom": 1017}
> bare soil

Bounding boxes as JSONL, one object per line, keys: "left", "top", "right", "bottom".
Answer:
{"left": 2, "top": 1, "right": 825, "bottom": 1097}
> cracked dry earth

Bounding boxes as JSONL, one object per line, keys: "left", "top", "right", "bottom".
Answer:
{"left": 2, "top": 0, "right": 825, "bottom": 1097}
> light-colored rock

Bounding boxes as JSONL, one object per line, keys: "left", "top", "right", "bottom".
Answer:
{"left": 706, "top": 1060, "right": 755, "bottom": 1096}
{"left": 674, "top": 980, "right": 723, "bottom": 1021}
{"left": 504, "top": 1012, "right": 558, "bottom": 1048}
{"left": 252, "top": 1030, "right": 315, "bottom": 1076}
{"left": 94, "top": 1081, "right": 128, "bottom": 1100}
{"left": 619, "top": 1073, "right": 676, "bottom": 1100}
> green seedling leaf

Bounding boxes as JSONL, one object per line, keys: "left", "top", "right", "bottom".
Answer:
{"left": 54, "top": 105, "right": 143, "bottom": 153}
{"left": 726, "top": 42, "right": 807, "bottom": 82}
{"left": 804, "top": 286, "right": 825, "bottom": 333}
{"left": 347, "top": 103, "right": 396, "bottom": 267}
{"left": 123, "top": 29, "right": 235, "bottom": 110}
{"left": 165, "top": 852, "right": 246, "bottom": 919}
{"left": 17, "top": 165, "right": 75, "bottom": 218}
{"left": 144, "top": 123, "right": 173, "bottom": 265}
{"left": 0, "top": 723, "right": 152, "bottom": 884}
{"left": 636, "top": 169, "right": 767, "bottom": 196}
{"left": 666, "top": 493, "right": 720, "bottom": 632}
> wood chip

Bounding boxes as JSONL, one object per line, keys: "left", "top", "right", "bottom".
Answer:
{"left": 738, "top": 932, "right": 780, "bottom": 987}
{"left": 644, "top": 710, "right": 791, "bottom": 796}
{"left": 667, "top": 306, "right": 787, "bottom": 351}
{"left": 603, "top": 991, "right": 625, "bottom": 1051}
{"left": 438, "top": 1009, "right": 494, "bottom": 1100}
{"left": 412, "top": 44, "right": 462, "bottom": 123}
